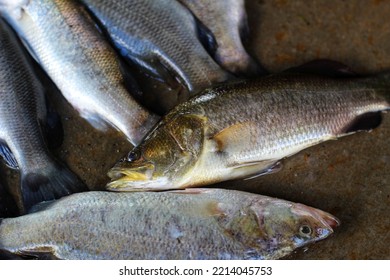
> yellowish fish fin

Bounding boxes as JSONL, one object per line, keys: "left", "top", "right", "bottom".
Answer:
{"left": 206, "top": 201, "right": 226, "bottom": 217}
{"left": 211, "top": 121, "right": 255, "bottom": 153}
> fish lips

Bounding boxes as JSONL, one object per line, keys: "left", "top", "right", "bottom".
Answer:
{"left": 107, "top": 162, "right": 153, "bottom": 184}
{"left": 106, "top": 162, "right": 171, "bottom": 191}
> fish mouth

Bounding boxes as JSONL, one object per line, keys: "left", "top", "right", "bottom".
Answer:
{"left": 106, "top": 163, "right": 155, "bottom": 191}
{"left": 106, "top": 163, "right": 172, "bottom": 191}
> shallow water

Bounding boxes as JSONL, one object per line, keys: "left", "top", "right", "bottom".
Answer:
{"left": 1, "top": 0, "right": 389, "bottom": 259}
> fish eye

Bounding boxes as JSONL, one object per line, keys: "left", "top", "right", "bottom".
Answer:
{"left": 299, "top": 225, "right": 312, "bottom": 237}
{"left": 126, "top": 150, "right": 140, "bottom": 162}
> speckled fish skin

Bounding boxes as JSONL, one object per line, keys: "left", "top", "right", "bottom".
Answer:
{"left": 0, "top": 189, "right": 338, "bottom": 260}
{"left": 80, "top": 0, "right": 230, "bottom": 113}
{"left": 0, "top": 18, "right": 85, "bottom": 211}
{"left": 108, "top": 72, "right": 390, "bottom": 191}
{"left": 178, "top": 0, "right": 260, "bottom": 75}
{"left": 0, "top": 0, "right": 159, "bottom": 146}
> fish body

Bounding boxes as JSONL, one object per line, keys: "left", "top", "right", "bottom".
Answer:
{"left": 178, "top": 0, "right": 261, "bottom": 75}
{"left": 108, "top": 71, "right": 390, "bottom": 191}
{"left": 80, "top": 0, "right": 230, "bottom": 113}
{"left": 0, "top": 18, "right": 85, "bottom": 211}
{"left": 0, "top": 189, "right": 338, "bottom": 260}
{"left": 0, "top": 0, "right": 159, "bottom": 146}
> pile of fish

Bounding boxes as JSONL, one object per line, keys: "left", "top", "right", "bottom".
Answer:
{"left": 0, "top": 0, "right": 388, "bottom": 260}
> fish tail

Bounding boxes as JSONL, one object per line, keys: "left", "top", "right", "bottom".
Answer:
{"left": 20, "top": 162, "right": 87, "bottom": 211}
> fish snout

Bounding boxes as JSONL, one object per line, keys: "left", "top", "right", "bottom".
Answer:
{"left": 106, "top": 163, "right": 155, "bottom": 191}
{"left": 310, "top": 207, "right": 340, "bottom": 238}
{"left": 293, "top": 203, "right": 340, "bottom": 238}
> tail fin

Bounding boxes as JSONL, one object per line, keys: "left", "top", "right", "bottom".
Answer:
{"left": 20, "top": 162, "right": 87, "bottom": 212}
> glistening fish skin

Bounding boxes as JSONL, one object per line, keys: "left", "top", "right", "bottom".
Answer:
{"left": 108, "top": 71, "right": 390, "bottom": 191}
{"left": 0, "top": 189, "right": 338, "bottom": 260}
{"left": 80, "top": 0, "right": 230, "bottom": 113}
{"left": 0, "top": 18, "right": 85, "bottom": 211}
{"left": 178, "top": 0, "right": 261, "bottom": 75}
{"left": 0, "top": 0, "right": 159, "bottom": 146}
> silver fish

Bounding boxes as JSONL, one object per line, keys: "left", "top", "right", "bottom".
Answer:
{"left": 107, "top": 66, "right": 390, "bottom": 191}
{"left": 0, "top": 18, "right": 85, "bottom": 211}
{"left": 178, "top": 0, "right": 261, "bottom": 75}
{"left": 80, "top": 0, "right": 230, "bottom": 114}
{"left": 0, "top": 0, "right": 159, "bottom": 146}
{"left": 0, "top": 189, "right": 338, "bottom": 260}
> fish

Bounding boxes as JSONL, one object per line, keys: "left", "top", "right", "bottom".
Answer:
{"left": 0, "top": 189, "right": 339, "bottom": 260}
{"left": 0, "top": 0, "right": 159, "bottom": 146}
{"left": 178, "top": 0, "right": 263, "bottom": 76}
{"left": 80, "top": 0, "right": 231, "bottom": 114}
{"left": 107, "top": 62, "right": 390, "bottom": 191}
{"left": 0, "top": 18, "right": 86, "bottom": 211}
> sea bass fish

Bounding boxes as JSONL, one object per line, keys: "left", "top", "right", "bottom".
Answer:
{"left": 0, "top": 18, "right": 85, "bottom": 211}
{"left": 80, "top": 0, "right": 230, "bottom": 114}
{"left": 178, "top": 0, "right": 261, "bottom": 75}
{"left": 0, "top": 0, "right": 159, "bottom": 146}
{"left": 107, "top": 66, "right": 390, "bottom": 191}
{"left": 0, "top": 189, "right": 338, "bottom": 260}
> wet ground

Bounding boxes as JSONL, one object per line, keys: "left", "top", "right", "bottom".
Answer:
{"left": 1, "top": 0, "right": 389, "bottom": 259}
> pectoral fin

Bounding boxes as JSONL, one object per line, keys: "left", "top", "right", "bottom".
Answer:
{"left": 211, "top": 121, "right": 256, "bottom": 154}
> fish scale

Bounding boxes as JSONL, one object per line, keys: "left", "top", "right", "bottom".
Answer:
{"left": 0, "top": 189, "right": 338, "bottom": 259}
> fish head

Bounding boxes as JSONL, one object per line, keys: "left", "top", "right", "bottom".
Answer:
{"left": 230, "top": 199, "right": 339, "bottom": 259}
{"left": 107, "top": 114, "right": 205, "bottom": 191}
